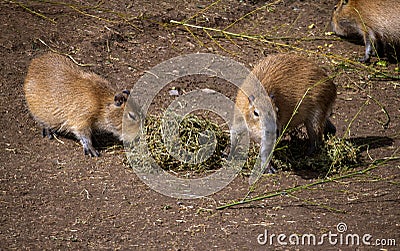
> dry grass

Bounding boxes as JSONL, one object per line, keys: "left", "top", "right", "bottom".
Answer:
{"left": 126, "top": 114, "right": 360, "bottom": 178}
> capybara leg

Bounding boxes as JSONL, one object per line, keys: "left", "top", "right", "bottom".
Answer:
{"left": 265, "top": 163, "right": 276, "bottom": 174}
{"left": 305, "top": 120, "right": 321, "bottom": 155}
{"left": 42, "top": 127, "right": 55, "bottom": 139}
{"left": 324, "top": 119, "right": 336, "bottom": 136}
{"left": 361, "top": 30, "right": 377, "bottom": 63}
{"left": 75, "top": 130, "right": 99, "bottom": 157}
{"left": 80, "top": 136, "right": 99, "bottom": 157}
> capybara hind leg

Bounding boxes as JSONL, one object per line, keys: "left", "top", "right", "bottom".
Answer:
{"left": 305, "top": 120, "right": 321, "bottom": 155}
{"left": 42, "top": 127, "right": 55, "bottom": 139}
{"left": 324, "top": 119, "right": 336, "bottom": 136}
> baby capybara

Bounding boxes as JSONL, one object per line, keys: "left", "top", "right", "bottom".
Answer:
{"left": 332, "top": 0, "right": 400, "bottom": 62}
{"left": 233, "top": 54, "right": 337, "bottom": 172}
{"left": 24, "top": 53, "right": 142, "bottom": 156}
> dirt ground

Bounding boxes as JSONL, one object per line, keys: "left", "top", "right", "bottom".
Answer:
{"left": 1, "top": 0, "right": 399, "bottom": 250}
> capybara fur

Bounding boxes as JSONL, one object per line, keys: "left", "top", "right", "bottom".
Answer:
{"left": 332, "top": 0, "right": 400, "bottom": 62}
{"left": 24, "top": 52, "right": 142, "bottom": 156}
{"left": 234, "top": 54, "right": 337, "bottom": 172}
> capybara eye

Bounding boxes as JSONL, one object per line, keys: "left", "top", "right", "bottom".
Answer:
{"left": 128, "top": 111, "right": 137, "bottom": 121}
{"left": 253, "top": 109, "right": 260, "bottom": 117}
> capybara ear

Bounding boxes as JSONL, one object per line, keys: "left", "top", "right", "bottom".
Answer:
{"left": 269, "top": 92, "right": 275, "bottom": 101}
{"left": 114, "top": 90, "right": 130, "bottom": 106}
{"left": 114, "top": 93, "right": 126, "bottom": 107}
{"left": 248, "top": 94, "right": 255, "bottom": 105}
{"left": 122, "top": 89, "right": 130, "bottom": 96}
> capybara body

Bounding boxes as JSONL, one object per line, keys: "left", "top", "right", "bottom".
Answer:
{"left": 234, "top": 54, "right": 337, "bottom": 172}
{"left": 331, "top": 0, "right": 400, "bottom": 62}
{"left": 24, "top": 53, "right": 141, "bottom": 156}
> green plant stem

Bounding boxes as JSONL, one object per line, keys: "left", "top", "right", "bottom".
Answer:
{"left": 216, "top": 153, "right": 398, "bottom": 210}
{"left": 11, "top": 0, "right": 57, "bottom": 23}
{"left": 170, "top": 20, "right": 399, "bottom": 79}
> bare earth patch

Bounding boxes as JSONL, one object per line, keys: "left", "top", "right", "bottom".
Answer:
{"left": 1, "top": 0, "right": 399, "bottom": 249}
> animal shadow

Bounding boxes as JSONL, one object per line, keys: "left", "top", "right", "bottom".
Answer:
{"left": 348, "top": 135, "right": 394, "bottom": 153}
{"left": 289, "top": 135, "right": 394, "bottom": 180}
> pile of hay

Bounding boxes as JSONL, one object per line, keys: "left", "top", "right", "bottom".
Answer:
{"left": 126, "top": 114, "right": 230, "bottom": 175}
{"left": 268, "top": 130, "right": 360, "bottom": 175}
{"left": 126, "top": 114, "right": 359, "bottom": 176}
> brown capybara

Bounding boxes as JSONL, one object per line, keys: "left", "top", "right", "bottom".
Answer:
{"left": 331, "top": 0, "right": 400, "bottom": 62}
{"left": 233, "top": 54, "right": 337, "bottom": 172}
{"left": 24, "top": 52, "right": 142, "bottom": 156}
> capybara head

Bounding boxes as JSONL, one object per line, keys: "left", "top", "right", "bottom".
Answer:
{"left": 331, "top": 0, "right": 364, "bottom": 39}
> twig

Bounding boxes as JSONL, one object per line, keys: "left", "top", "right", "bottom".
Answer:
{"left": 184, "top": 0, "right": 222, "bottom": 23}
{"left": 32, "top": 0, "right": 142, "bottom": 30}
{"left": 66, "top": 4, "right": 116, "bottom": 23}
{"left": 203, "top": 28, "right": 236, "bottom": 56}
{"left": 38, "top": 39, "right": 94, "bottom": 67}
{"left": 224, "top": 0, "right": 283, "bottom": 31}
{"left": 216, "top": 153, "right": 397, "bottom": 210}
{"left": 52, "top": 134, "right": 65, "bottom": 144}
{"left": 349, "top": 79, "right": 391, "bottom": 129}
{"left": 367, "top": 94, "right": 391, "bottom": 128}
{"left": 184, "top": 26, "right": 205, "bottom": 47}
{"left": 80, "top": 189, "right": 90, "bottom": 199}
{"left": 170, "top": 20, "right": 396, "bottom": 80}
{"left": 284, "top": 11, "right": 301, "bottom": 36}
{"left": 11, "top": 0, "right": 57, "bottom": 24}
{"left": 286, "top": 193, "right": 346, "bottom": 213}
{"left": 342, "top": 98, "right": 369, "bottom": 139}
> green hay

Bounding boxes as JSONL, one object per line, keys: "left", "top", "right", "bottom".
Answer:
{"left": 270, "top": 131, "right": 359, "bottom": 174}
{"left": 143, "top": 114, "right": 229, "bottom": 173}
{"left": 127, "top": 115, "right": 359, "bottom": 176}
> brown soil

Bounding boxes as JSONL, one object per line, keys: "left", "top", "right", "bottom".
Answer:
{"left": 1, "top": 0, "right": 399, "bottom": 250}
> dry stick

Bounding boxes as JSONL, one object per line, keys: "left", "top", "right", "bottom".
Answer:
{"left": 109, "top": 11, "right": 142, "bottom": 31}
{"left": 342, "top": 99, "right": 369, "bottom": 140}
{"left": 286, "top": 193, "right": 345, "bottom": 213}
{"left": 184, "top": 0, "right": 222, "bottom": 23}
{"left": 284, "top": 11, "right": 301, "bottom": 36}
{"left": 38, "top": 39, "right": 94, "bottom": 67}
{"left": 66, "top": 4, "right": 116, "bottom": 23}
{"left": 349, "top": 80, "right": 391, "bottom": 129}
{"left": 216, "top": 152, "right": 398, "bottom": 210}
{"left": 33, "top": 0, "right": 142, "bottom": 30}
{"left": 185, "top": 26, "right": 205, "bottom": 47}
{"left": 207, "top": 33, "right": 340, "bottom": 42}
{"left": 11, "top": 0, "right": 57, "bottom": 23}
{"left": 224, "top": 0, "right": 283, "bottom": 31}
{"left": 170, "top": 20, "right": 398, "bottom": 79}
{"left": 84, "top": 1, "right": 142, "bottom": 31}
{"left": 221, "top": 30, "right": 242, "bottom": 49}
{"left": 203, "top": 28, "right": 236, "bottom": 56}
{"left": 366, "top": 94, "right": 391, "bottom": 128}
